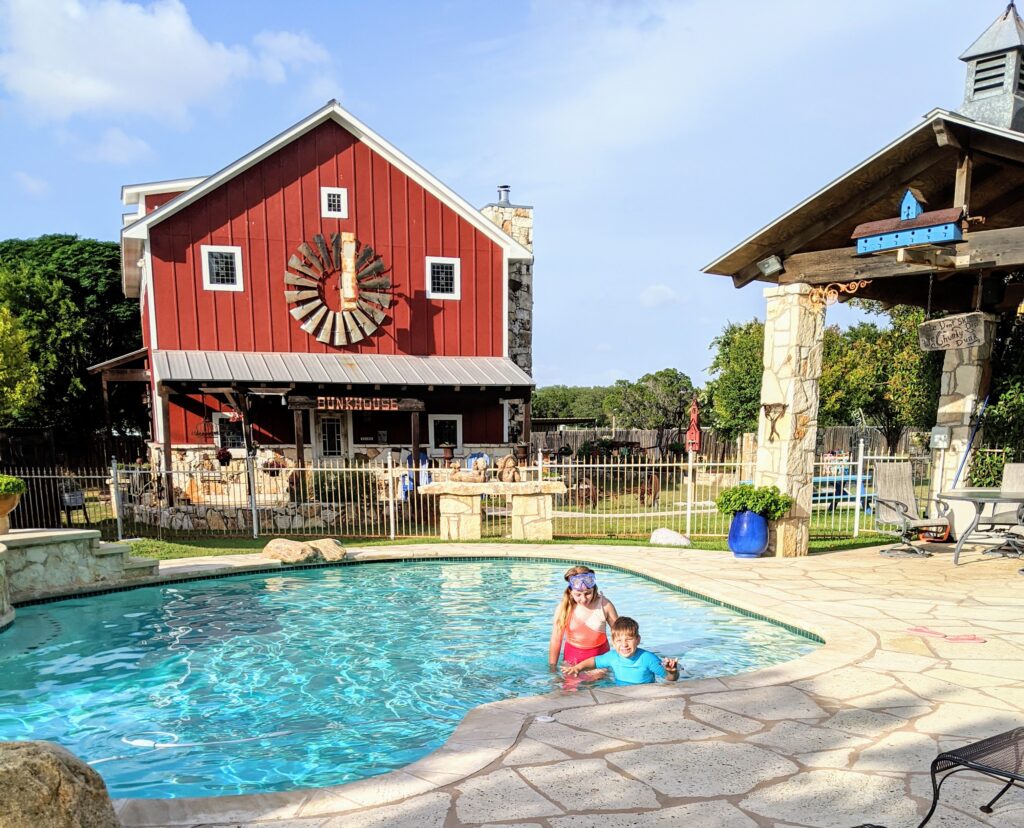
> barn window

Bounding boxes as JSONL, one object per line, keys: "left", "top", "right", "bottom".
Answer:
{"left": 425, "top": 256, "right": 461, "bottom": 300}
{"left": 200, "top": 245, "right": 244, "bottom": 292}
{"left": 321, "top": 187, "right": 349, "bottom": 219}
{"left": 213, "top": 412, "right": 245, "bottom": 449}
{"left": 428, "top": 414, "right": 463, "bottom": 454}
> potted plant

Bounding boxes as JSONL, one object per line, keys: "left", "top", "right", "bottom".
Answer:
{"left": 215, "top": 447, "right": 233, "bottom": 467}
{"left": 0, "top": 473, "right": 26, "bottom": 534}
{"left": 715, "top": 483, "right": 794, "bottom": 558}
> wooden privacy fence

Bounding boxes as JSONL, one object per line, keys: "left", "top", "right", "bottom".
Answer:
{"left": 3, "top": 445, "right": 930, "bottom": 544}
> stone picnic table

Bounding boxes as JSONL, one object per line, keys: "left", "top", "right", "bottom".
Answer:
{"left": 418, "top": 481, "right": 567, "bottom": 541}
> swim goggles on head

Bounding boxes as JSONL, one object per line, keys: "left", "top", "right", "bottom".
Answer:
{"left": 568, "top": 573, "right": 597, "bottom": 591}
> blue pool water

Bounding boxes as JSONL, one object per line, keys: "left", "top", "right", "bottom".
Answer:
{"left": 0, "top": 560, "right": 818, "bottom": 798}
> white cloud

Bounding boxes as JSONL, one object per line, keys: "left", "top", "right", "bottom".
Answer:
{"left": 83, "top": 127, "right": 153, "bottom": 164}
{"left": 0, "top": 0, "right": 334, "bottom": 126}
{"left": 13, "top": 170, "right": 48, "bottom": 196}
{"left": 639, "top": 283, "right": 680, "bottom": 308}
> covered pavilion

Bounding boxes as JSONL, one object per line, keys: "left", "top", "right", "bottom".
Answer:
{"left": 704, "top": 3, "right": 1024, "bottom": 556}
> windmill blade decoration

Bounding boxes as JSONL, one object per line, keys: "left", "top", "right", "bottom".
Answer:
{"left": 284, "top": 231, "right": 392, "bottom": 346}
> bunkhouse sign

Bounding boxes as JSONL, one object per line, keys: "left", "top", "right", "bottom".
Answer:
{"left": 287, "top": 395, "right": 424, "bottom": 412}
{"left": 917, "top": 312, "right": 986, "bottom": 352}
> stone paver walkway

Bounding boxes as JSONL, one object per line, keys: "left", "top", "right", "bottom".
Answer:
{"left": 115, "top": 543, "right": 1024, "bottom": 828}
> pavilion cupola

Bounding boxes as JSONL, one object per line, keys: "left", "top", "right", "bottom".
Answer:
{"left": 958, "top": 2, "right": 1024, "bottom": 131}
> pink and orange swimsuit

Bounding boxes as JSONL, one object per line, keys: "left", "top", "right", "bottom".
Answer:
{"left": 561, "top": 595, "right": 611, "bottom": 664}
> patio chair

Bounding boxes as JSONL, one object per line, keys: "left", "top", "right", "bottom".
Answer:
{"left": 873, "top": 462, "right": 950, "bottom": 558}
{"left": 979, "top": 463, "right": 1024, "bottom": 531}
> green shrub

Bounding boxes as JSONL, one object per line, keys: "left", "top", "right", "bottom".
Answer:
{"left": 0, "top": 474, "right": 27, "bottom": 495}
{"left": 715, "top": 483, "right": 793, "bottom": 520}
{"left": 309, "top": 470, "right": 377, "bottom": 504}
{"left": 577, "top": 438, "right": 615, "bottom": 458}
{"left": 967, "top": 449, "right": 1010, "bottom": 487}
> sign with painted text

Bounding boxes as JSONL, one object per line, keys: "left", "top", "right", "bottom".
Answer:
{"left": 917, "top": 312, "right": 987, "bottom": 352}
{"left": 286, "top": 395, "right": 425, "bottom": 412}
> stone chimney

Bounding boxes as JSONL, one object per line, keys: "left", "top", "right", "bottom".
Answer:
{"left": 481, "top": 185, "right": 533, "bottom": 376}
{"left": 958, "top": 2, "right": 1024, "bottom": 131}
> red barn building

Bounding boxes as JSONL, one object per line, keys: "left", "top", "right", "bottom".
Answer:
{"left": 102, "top": 101, "right": 534, "bottom": 475}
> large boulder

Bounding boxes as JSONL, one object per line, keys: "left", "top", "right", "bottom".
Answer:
{"left": 261, "top": 537, "right": 347, "bottom": 564}
{"left": 0, "top": 740, "right": 120, "bottom": 828}
{"left": 306, "top": 538, "right": 348, "bottom": 562}
{"left": 649, "top": 528, "right": 692, "bottom": 548}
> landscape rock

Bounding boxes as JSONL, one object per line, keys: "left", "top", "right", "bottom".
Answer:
{"left": 649, "top": 528, "right": 692, "bottom": 547}
{"left": 0, "top": 740, "right": 120, "bottom": 828}
{"left": 261, "top": 537, "right": 347, "bottom": 564}
{"left": 261, "top": 538, "right": 320, "bottom": 563}
{"left": 307, "top": 538, "right": 348, "bottom": 561}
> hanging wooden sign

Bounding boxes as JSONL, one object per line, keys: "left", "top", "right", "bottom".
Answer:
{"left": 917, "top": 311, "right": 987, "bottom": 352}
{"left": 287, "top": 395, "right": 424, "bottom": 412}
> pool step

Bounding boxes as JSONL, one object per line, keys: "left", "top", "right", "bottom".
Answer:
{"left": 123, "top": 557, "right": 160, "bottom": 579}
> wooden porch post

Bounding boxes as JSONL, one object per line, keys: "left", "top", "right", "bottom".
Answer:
{"left": 158, "top": 384, "right": 174, "bottom": 507}
{"left": 522, "top": 398, "right": 532, "bottom": 447}
{"left": 293, "top": 408, "right": 307, "bottom": 501}
{"left": 410, "top": 411, "right": 421, "bottom": 491}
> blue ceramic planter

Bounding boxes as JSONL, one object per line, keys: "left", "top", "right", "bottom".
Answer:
{"left": 727, "top": 509, "right": 769, "bottom": 558}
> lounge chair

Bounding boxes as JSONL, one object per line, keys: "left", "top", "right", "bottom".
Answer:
{"left": 873, "top": 462, "right": 950, "bottom": 558}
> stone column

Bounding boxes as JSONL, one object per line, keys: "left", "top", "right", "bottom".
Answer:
{"left": 754, "top": 284, "right": 826, "bottom": 557}
{"left": 438, "top": 494, "right": 482, "bottom": 541}
{"left": 511, "top": 493, "right": 554, "bottom": 541}
{"left": 929, "top": 314, "right": 998, "bottom": 505}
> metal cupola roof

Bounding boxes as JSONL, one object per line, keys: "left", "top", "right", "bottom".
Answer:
{"left": 960, "top": 2, "right": 1024, "bottom": 61}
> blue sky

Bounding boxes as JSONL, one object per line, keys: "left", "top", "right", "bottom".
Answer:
{"left": 0, "top": 0, "right": 1005, "bottom": 386}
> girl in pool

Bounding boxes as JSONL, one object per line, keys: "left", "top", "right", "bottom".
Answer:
{"left": 548, "top": 565, "right": 618, "bottom": 670}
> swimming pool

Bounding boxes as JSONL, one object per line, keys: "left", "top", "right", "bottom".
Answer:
{"left": 0, "top": 559, "right": 819, "bottom": 798}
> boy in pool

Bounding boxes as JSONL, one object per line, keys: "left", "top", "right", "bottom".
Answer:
{"left": 561, "top": 617, "right": 678, "bottom": 685}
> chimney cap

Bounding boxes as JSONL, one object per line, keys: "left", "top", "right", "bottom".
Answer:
{"left": 484, "top": 184, "right": 533, "bottom": 210}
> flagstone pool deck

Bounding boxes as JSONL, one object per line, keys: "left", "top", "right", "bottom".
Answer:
{"left": 113, "top": 543, "right": 1024, "bottom": 828}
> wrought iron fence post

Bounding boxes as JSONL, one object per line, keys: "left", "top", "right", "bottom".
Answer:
{"left": 853, "top": 438, "right": 865, "bottom": 538}
{"left": 686, "top": 450, "right": 694, "bottom": 538}
{"left": 111, "top": 457, "right": 124, "bottom": 542}
{"left": 245, "top": 455, "right": 259, "bottom": 539}
{"left": 387, "top": 452, "right": 397, "bottom": 540}
{"left": 537, "top": 448, "right": 543, "bottom": 483}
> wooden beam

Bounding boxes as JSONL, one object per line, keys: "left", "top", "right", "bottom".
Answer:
{"left": 293, "top": 408, "right": 307, "bottom": 501}
{"left": 410, "top": 412, "right": 421, "bottom": 493}
{"left": 778, "top": 225, "right": 1024, "bottom": 285}
{"left": 732, "top": 144, "right": 950, "bottom": 289}
{"left": 932, "top": 118, "right": 965, "bottom": 150}
{"left": 103, "top": 368, "right": 151, "bottom": 382}
{"left": 954, "top": 151, "right": 973, "bottom": 213}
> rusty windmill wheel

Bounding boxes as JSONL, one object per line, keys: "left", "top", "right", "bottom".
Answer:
{"left": 284, "top": 231, "right": 392, "bottom": 345}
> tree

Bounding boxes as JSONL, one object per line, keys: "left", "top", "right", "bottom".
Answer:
{"left": 604, "top": 368, "right": 695, "bottom": 454}
{"left": 0, "top": 235, "right": 146, "bottom": 446}
{"left": 532, "top": 385, "right": 612, "bottom": 426}
{"left": 705, "top": 320, "right": 763, "bottom": 438}
{"left": 0, "top": 306, "right": 39, "bottom": 422}
{"left": 826, "top": 306, "right": 941, "bottom": 448}
{"left": 705, "top": 308, "right": 941, "bottom": 448}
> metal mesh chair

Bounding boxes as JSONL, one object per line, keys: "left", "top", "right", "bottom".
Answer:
{"left": 918, "top": 726, "right": 1024, "bottom": 826}
{"left": 980, "top": 463, "right": 1024, "bottom": 530}
{"left": 874, "top": 462, "right": 950, "bottom": 558}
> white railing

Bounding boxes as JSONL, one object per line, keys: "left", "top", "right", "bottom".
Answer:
{"left": 4, "top": 447, "right": 930, "bottom": 543}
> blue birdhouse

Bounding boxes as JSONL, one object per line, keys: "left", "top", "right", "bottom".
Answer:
{"left": 852, "top": 190, "right": 963, "bottom": 255}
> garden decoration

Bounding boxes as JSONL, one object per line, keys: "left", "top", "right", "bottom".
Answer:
{"left": 495, "top": 454, "right": 521, "bottom": 483}
{"left": 0, "top": 473, "right": 26, "bottom": 535}
{"left": 685, "top": 397, "right": 702, "bottom": 453}
{"left": 761, "top": 403, "right": 787, "bottom": 443}
{"left": 284, "top": 231, "right": 391, "bottom": 345}
{"left": 716, "top": 483, "right": 794, "bottom": 558}
{"left": 215, "top": 447, "right": 232, "bottom": 467}
{"left": 638, "top": 473, "right": 661, "bottom": 507}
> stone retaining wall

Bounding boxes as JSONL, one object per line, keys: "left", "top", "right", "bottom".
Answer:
{"left": 127, "top": 502, "right": 348, "bottom": 532}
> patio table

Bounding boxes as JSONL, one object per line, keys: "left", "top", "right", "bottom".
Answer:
{"left": 939, "top": 488, "right": 1024, "bottom": 565}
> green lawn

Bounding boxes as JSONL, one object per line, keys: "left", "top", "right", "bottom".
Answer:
{"left": 129, "top": 534, "right": 892, "bottom": 561}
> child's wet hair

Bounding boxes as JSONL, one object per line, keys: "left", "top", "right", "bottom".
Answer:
{"left": 611, "top": 616, "right": 639, "bottom": 637}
